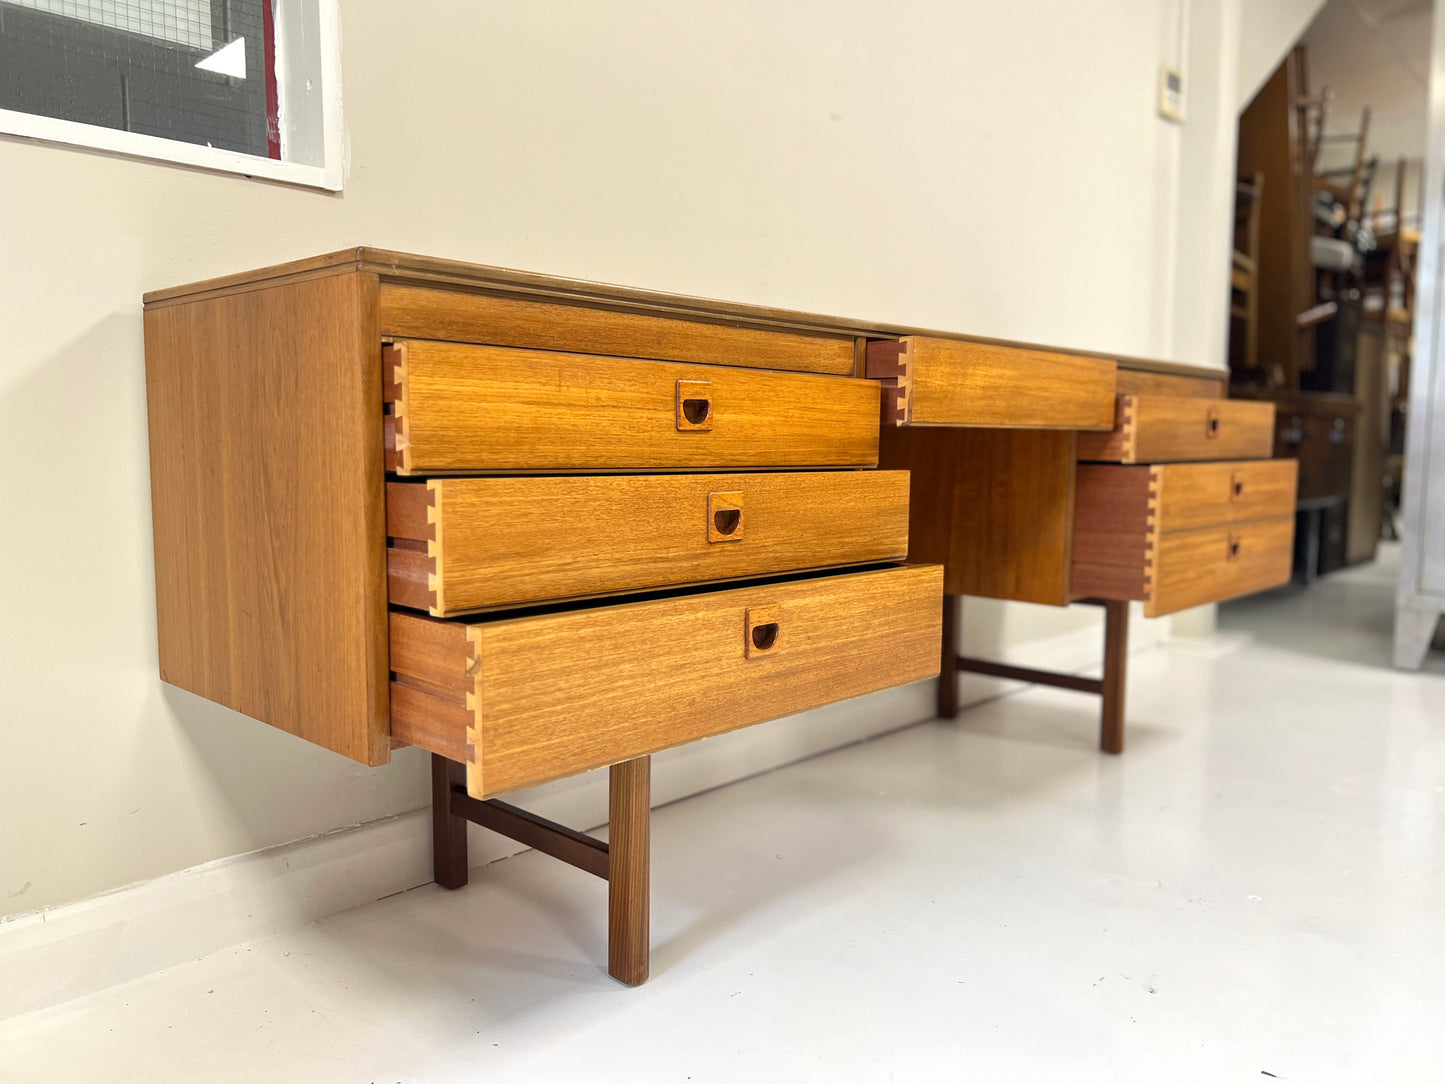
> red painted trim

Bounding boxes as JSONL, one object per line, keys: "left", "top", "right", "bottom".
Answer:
{"left": 262, "top": 0, "right": 280, "bottom": 159}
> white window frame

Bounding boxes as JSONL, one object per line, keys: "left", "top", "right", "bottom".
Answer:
{"left": 0, "top": 0, "right": 345, "bottom": 191}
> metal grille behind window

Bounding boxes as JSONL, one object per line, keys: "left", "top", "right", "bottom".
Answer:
{"left": 0, "top": 0, "right": 276, "bottom": 159}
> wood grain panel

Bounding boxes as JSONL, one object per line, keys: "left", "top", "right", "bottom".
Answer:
{"left": 1076, "top": 395, "right": 1276, "bottom": 463}
{"left": 388, "top": 340, "right": 879, "bottom": 473}
{"left": 1070, "top": 562, "right": 1148, "bottom": 601}
{"left": 1073, "top": 465, "right": 1152, "bottom": 567}
{"left": 608, "top": 757, "right": 651, "bottom": 986}
{"left": 144, "top": 272, "right": 389, "bottom": 765}
{"left": 145, "top": 248, "right": 1227, "bottom": 387}
{"left": 878, "top": 425, "right": 1075, "bottom": 606}
{"left": 386, "top": 471, "right": 910, "bottom": 614}
{"left": 1115, "top": 370, "right": 1225, "bottom": 399}
{"left": 1147, "top": 516, "right": 1294, "bottom": 617}
{"left": 1153, "top": 459, "right": 1298, "bottom": 532}
{"left": 379, "top": 284, "right": 856, "bottom": 375}
{"left": 1072, "top": 460, "right": 1298, "bottom": 610}
{"left": 388, "top": 565, "right": 943, "bottom": 798}
{"left": 866, "top": 337, "right": 1116, "bottom": 429}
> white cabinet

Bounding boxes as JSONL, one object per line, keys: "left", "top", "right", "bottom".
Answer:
{"left": 1396, "top": 9, "right": 1445, "bottom": 668}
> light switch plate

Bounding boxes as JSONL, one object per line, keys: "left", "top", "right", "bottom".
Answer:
{"left": 1159, "top": 65, "right": 1184, "bottom": 123}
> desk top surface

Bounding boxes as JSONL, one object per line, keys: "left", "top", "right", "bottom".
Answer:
{"left": 143, "top": 247, "right": 1222, "bottom": 381}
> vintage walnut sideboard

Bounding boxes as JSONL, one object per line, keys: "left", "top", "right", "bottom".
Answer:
{"left": 143, "top": 249, "right": 1296, "bottom": 985}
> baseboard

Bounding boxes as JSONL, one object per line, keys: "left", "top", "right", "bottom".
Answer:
{"left": 1, "top": 609, "right": 1163, "bottom": 1022}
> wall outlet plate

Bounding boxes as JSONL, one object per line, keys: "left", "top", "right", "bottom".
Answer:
{"left": 1159, "top": 65, "right": 1184, "bottom": 123}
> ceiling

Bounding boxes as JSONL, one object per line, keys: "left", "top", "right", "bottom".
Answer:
{"left": 1300, "top": 0, "right": 1434, "bottom": 166}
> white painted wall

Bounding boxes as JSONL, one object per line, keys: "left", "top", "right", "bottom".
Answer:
{"left": 1238, "top": 0, "right": 1329, "bottom": 107}
{"left": 0, "top": 0, "right": 1245, "bottom": 919}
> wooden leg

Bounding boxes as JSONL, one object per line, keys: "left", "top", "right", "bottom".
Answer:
{"left": 938, "top": 594, "right": 959, "bottom": 719}
{"left": 608, "top": 756, "right": 651, "bottom": 986}
{"left": 1099, "top": 600, "right": 1128, "bottom": 755}
{"left": 431, "top": 754, "right": 469, "bottom": 890}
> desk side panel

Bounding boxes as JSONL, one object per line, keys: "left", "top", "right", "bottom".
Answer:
{"left": 144, "top": 272, "right": 389, "bottom": 765}
{"left": 879, "top": 426, "right": 1074, "bottom": 606}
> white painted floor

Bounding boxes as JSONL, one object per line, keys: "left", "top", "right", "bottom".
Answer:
{"left": 5, "top": 549, "right": 1445, "bottom": 1082}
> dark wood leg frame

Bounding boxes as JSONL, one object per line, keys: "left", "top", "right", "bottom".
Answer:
{"left": 937, "top": 593, "right": 960, "bottom": 719}
{"left": 430, "top": 752, "right": 653, "bottom": 985}
{"left": 944, "top": 595, "right": 1130, "bottom": 755}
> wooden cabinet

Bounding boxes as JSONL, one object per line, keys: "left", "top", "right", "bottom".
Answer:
{"left": 145, "top": 251, "right": 938, "bottom": 769}
{"left": 877, "top": 363, "right": 1298, "bottom": 755}
{"left": 144, "top": 249, "right": 946, "bottom": 986}
{"left": 1273, "top": 397, "right": 1356, "bottom": 503}
{"left": 879, "top": 374, "right": 1297, "bottom": 614}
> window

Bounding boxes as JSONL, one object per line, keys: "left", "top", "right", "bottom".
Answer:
{"left": 0, "top": 0, "right": 342, "bottom": 189}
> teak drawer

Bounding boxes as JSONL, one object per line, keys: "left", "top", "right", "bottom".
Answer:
{"left": 1072, "top": 461, "right": 1297, "bottom": 616}
{"left": 864, "top": 336, "right": 1117, "bottom": 429}
{"left": 384, "top": 340, "right": 880, "bottom": 473}
{"left": 378, "top": 283, "right": 858, "bottom": 376}
{"left": 387, "top": 471, "right": 912, "bottom": 615}
{"left": 389, "top": 564, "right": 945, "bottom": 798}
{"left": 1076, "top": 395, "right": 1276, "bottom": 463}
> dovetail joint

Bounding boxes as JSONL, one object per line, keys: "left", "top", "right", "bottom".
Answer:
{"left": 427, "top": 480, "right": 442, "bottom": 615}
{"left": 1144, "top": 466, "right": 1160, "bottom": 598}
{"left": 464, "top": 628, "right": 484, "bottom": 798}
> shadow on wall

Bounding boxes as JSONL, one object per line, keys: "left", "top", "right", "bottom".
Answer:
{"left": 0, "top": 311, "right": 427, "bottom": 916}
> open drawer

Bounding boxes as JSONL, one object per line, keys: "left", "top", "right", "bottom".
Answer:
{"left": 390, "top": 564, "right": 944, "bottom": 798}
{"left": 383, "top": 340, "right": 880, "bottom": 473}
{"left": 864, "top": 336, "right": 1117, "bottom": 429}
{"left": 388, "top": 470, "right": 911, "bottom": 615}
{"left": 1076, "top": 395, "right": 1276, "bottom": 463}
{"left": 1071, "top": 460, "right": 1297, "bottom": 616}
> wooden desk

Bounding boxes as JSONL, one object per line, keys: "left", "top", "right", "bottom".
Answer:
{"left": 143, "top": 248, "right": 1296, "bottom": 983}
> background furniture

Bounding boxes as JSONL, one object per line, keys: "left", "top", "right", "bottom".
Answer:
{"left": 1232, "top": 173, "right": 1265, "bottom": 374}
{"left": 1233, "top": 387, "right": 1360, "bottom": 578}
{"left": 1395, "top": 13, "right": 1445, "bottom": 669}
{"left": 1234, "top": 43, "right": 1396, "bottom": 578}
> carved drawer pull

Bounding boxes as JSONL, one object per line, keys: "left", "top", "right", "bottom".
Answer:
{"left": 745, "top": 605, "right": 781, "bottom": 658}
{"left": 1206, "top": 406, "right": 1221, "bottom": 440}
{"left": 676, "top": 380, "right": 713, "bottom": 430}
{"left": 707, "top": 491, "right": 745, "bottom": 542}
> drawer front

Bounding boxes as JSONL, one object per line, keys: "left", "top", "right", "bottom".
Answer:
{"left": 1077, "top": 395, "right": 1276, "bottom": 463}
{"left": 1147, "top": 516, "right": 1294, "bottom": 617}
{"left": 390, "top": 564, "right": 944, "bottom": 798}
{"left": 1114, "top": 369, "right": 1227, "bottom": 399}
{"left": 1072, "top": 463, "right": 1298, "bottom": 607}
{"left": 1279, "top": 412, "right": 1354, "bottom": 502}
{"left": 384, "top": 340, "right": 879, "bottom": 473}
{"left": 387, "top": 471, "right": 911, "bottom": 614}
{"left": 1153, "top": 459, "right": 1298, "bottom": 531}
{"left": 378, "top": 284, "right": 858, "bottom": 376}
{"left": 865, "top": 336, "right": 1117, "bottom": 429}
